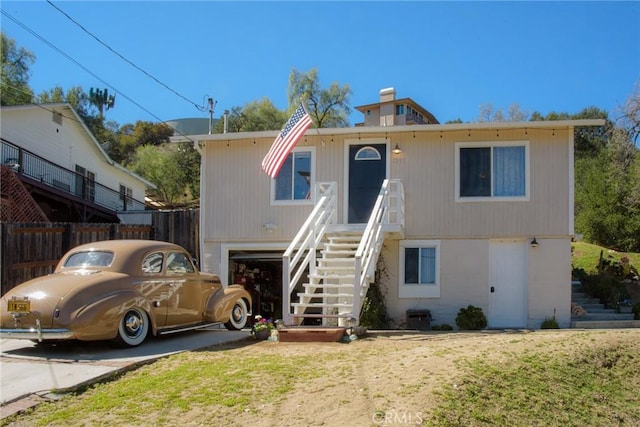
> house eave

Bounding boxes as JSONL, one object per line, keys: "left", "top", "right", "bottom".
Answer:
{"left": 174, "top": 119, "right": 606, "bottom": 144}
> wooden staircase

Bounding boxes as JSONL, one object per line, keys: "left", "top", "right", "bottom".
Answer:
{"left": 571, "top": 280, "right": 640, "bottom": 328}
{"left": 291, "top": 232, "right": 363, "bottom": 326}
{"left": 0, "top": 165, "right": 48, "bottom": 222}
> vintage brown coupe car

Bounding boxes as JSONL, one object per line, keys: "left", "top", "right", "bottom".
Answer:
{"left": 0, "top": 240, "right": 252, "bottom": 347}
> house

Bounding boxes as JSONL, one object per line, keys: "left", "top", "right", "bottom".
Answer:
{"left": 1, "top": 103, "right": 155, "bottom": 223}
{"left": 184, "top": 89, "right": 604, "bottom": 330}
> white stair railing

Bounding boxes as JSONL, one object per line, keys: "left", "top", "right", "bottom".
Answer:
{"left": 282, "top": 182, "right": 337, "bottom": 325}
{"left": 353, "top": 179, "right": 404, "bottom": 324}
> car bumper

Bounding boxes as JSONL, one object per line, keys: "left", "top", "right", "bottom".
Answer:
{"left": 0, "top": 327, "right": 74, "bottom": 341}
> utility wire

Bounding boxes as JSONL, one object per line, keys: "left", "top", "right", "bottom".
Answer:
{"left": 1, "top": 10, "right": 194, "bottom": 142}
{"left": 46, "top": 0, "right": 206, "bottom": 112}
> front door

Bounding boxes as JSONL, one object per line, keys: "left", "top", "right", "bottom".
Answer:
{"left": 489, "top": 239, "right": 527, "bottom": 328}
{"left": 348, "top": 143, "right": 387, "bottom": 223}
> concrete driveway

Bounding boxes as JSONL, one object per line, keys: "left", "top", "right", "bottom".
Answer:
{"left": 1, "top": 326, "right": 251, "bottom": 418}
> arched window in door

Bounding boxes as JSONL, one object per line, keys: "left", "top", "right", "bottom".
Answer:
{"left": 354, "top": 146, "right": 381, "bottom": 161}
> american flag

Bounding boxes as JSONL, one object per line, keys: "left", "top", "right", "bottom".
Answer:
{"left": 261, "top": 102, "right": 313, "bottom": 179}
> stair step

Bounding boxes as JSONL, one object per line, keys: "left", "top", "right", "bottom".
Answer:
{"left": 297, "top": 292, "right": 353, "bottom": 299}
{"left": 316, "top": 266, "right": 355, "bottom": 273}
{"left": 304, "top": 283, "right": 355, "bottom": 290}
{"left": 324, "top": 242, "right": 359, "bottom": 249}
{"left": 292, "top": 302, "right": 353, "bottom": 309}
{"left": 309, "top": 273, "right": 355, "bottom": 280}
{"left": 571, "top": 319, "right": 640, "bottom": 329}
{"left": 572, "top": 312, "right": 635, "bottom": 321}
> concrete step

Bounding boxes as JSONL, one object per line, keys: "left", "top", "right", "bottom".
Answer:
{"left": 572, "top": 312, "right": 635, "bottom": 321}
{"left": 571, "top": 319, "right": 640, "bottom": 329}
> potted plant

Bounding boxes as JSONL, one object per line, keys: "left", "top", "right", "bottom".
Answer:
{"left": 251, "top": 315, "right": 274, "bottom": 340}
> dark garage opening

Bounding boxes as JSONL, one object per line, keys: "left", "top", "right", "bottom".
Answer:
{"left": 229, "top": 251, "right": 283, "bottom": 323}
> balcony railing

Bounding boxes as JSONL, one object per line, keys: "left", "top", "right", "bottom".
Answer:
{"left": 1, "top": 138, "right": 147, "bottom": 212}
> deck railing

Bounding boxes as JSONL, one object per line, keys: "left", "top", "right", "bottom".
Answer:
{"left": 1, "top": 138, "right": 146, "bottom": 212}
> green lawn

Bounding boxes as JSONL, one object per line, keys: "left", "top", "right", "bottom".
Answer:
{"left": 572, "top": 241, "right": 640, "bottom": 275}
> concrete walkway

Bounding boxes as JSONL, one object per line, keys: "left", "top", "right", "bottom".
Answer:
{"left": 1, "top": 326, "right": 250, "bottom": 419}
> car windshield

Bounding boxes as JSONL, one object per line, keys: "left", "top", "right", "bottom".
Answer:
{"left": 64, "top": 251, "right": 114, "bottom": 267}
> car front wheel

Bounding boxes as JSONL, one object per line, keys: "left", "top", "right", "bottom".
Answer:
{"left": 114, "top": 307, "right": 149, "bottom": 347}
{"left": 225, "top": 299, "right": 248, "bottom": 330}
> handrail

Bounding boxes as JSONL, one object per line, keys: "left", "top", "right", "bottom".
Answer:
{"left": 282, "top": 182, "right": 337, "bottom": 325}
{"left": 353, "top": 179, "right": 404, "bottom": 323}
{"left": 1, "top": 138, "right": 146, "bottom": 212}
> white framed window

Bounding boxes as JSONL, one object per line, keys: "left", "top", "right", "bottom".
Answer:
{"left": 272, "top": 147, "right": 315, "bottom": 205}
{"left": 455, "top": 141, "right": 529, "bottom": 202}
{"left": 399, "top": 240, "right": 440, "bottom": 298}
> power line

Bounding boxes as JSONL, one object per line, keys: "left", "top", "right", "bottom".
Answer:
{"left": 1, "top": 9, "right": 193, "bottom": 142}
{"left": 45, "top": 0, "right": 206, "bottom": 112}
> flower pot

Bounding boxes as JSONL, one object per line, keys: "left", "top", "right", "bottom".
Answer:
{"left": 254, "top": 329, "right": 270, "bottom": 340}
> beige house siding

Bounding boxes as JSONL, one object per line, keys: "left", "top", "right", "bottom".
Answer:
{"left": 380, "top": 237, "right": 571, "bottom": 329}
{"left": 389, "top": 128, "right": 571, "bottom": 239}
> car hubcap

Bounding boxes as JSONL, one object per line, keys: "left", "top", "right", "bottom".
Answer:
{"left": 125, "top": 312, "right": 143, "bottom": 338}
{"left": 233, "top": 305, "right": 243, "bottom": 321}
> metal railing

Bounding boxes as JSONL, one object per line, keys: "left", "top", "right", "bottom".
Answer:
{"left": 282, "top": 182, "right": 337, "bottom": 325}
{"left": 1, "top": 138, "right": 146, "bottom": 212}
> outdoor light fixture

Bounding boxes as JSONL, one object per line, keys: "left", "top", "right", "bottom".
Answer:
{"left": 531, "top": 237, "right": 539, "bottom": 248}
{"left": 392, "top": 144, "right": 402, "bottom": 154}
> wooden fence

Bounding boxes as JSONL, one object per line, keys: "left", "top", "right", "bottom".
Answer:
{"left": 1, "top": 209, "right": 200, "bottom": 295}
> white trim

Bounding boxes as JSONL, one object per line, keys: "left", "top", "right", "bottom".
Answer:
{"left": 178, "top": 119, "right": 605, "bottom": 143}
{"left": 220, "top": 242, "right": 288, "bottom": 286}
{"left": 343, "top": 138, "right": 389, "bottom": 224}
{"left": 568, "top": 128, "right": 575, "bottom": 235}
{"left": 398, "top": 240, "right": 441, "bottom": 298}
{"left": 270, "top": 146, "right": 316, "bottom": 206}
{"left": 454, "top": 140, "right": 530, "bottom": 202}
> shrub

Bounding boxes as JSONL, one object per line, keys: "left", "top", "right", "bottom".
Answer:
{"left": 455, "top": 305, "right": 487, "bottom": 330}
{"left": 432, "top": 324, "right": 453, "bottom": 331}
{"left": 580, "top": 271, "right": 629, "bottom": 309}
{"left": 540, "top": 317, "right": 559, "bottom": 329}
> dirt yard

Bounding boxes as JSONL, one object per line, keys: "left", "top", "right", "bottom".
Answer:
{"left": 211, "top": 328, "right": 639, "bottom": 427}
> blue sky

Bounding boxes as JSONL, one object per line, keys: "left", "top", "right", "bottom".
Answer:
{"left": 1, "top": 1, "right": 639, "bottom": 127}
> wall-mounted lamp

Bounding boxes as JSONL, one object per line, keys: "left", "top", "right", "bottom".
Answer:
{"left": 392, "top": 144, "right": 402, "bottom": 154}
{"left": 530, "top": 237, "right": 539, "bottom": 248}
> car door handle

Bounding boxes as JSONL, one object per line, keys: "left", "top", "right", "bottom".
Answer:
{"left": 490, "top": 286, "right": 495, "bottom": 293}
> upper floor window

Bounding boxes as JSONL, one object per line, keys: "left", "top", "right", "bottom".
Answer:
{"left": 395, "top": 104, "right": 405, "bottom": 115}
{"left": 456, "top": 142, "right": 529, "bottom": 201}
{"left": 273, "top": 148, "right": 314, "bottom": 204}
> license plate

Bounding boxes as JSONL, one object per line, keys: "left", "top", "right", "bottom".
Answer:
{"left": 8, "top": 299, "right": 30, "bottom": 313}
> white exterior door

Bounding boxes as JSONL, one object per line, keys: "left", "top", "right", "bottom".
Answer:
{"left": 489, "top": 239, "right": 527, "bottom": 328}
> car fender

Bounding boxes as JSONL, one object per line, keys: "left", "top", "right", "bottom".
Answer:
{"left": 205, "top": 285, "right": 252, "bottom": 323}
{"left": 68, "top": 292, "right": 156, "bottom": 341}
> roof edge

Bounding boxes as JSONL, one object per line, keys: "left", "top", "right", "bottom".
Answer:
{"left": 176, "top": 119, "right": 606, "bottom": 143}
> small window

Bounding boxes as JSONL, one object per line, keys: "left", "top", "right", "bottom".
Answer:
{"left": 273, "top": 148, "right": 314, "bottom": 203}
{"left": 64, "top": 251, "right": 114, "bottom": 268}
{"left": 395, "top": 104, "right": 405, "bottom": 115}
{"left": 399, "top": 240, "right": 440, "bottom": 298}
{"left": 457, "top": 142, "right": 528, "bottom": 200}
{"left": 142, "top": 252, "right": 164, "bottom": 273}
{"left": 354, "top": 146, "right": 381, "bottom": 161}
{"left": 166, "top": 252, "right": 195, "bottom": 274}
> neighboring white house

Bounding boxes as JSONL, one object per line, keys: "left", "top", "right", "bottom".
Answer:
{"left": 182, "top": 89, "right": 604, "bottom": 330}
{"left": 1, "top": 103, "right": 155, "bottom": 222}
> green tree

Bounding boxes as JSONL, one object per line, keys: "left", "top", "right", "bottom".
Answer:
{"left": 213, "top": 99, "right": 287, "bottom": 133}
{"left": 1, "top": 32, "right": 35, "bottom": 105}
{"left": 129, "top": 144, "right": 187, "bottom": 207}
{"left": 287, "top": 68, "right": 351, "bottom": 128}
